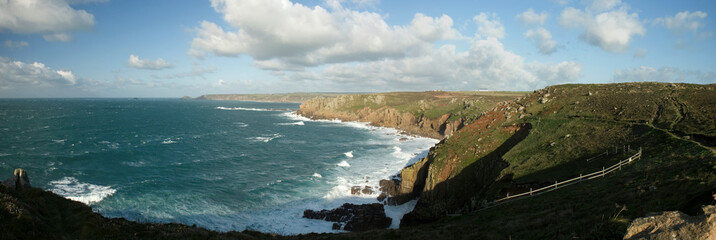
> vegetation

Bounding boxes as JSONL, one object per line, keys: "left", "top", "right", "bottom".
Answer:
{"left": 1, "top": 83, "right": 714, "bottom": 239}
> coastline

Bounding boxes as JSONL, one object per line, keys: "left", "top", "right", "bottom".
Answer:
{"left": 286, "top": 111, "right": 439, "bottom": 231}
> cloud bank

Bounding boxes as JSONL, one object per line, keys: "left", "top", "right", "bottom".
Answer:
{"left": 0, "top": 0, "right": 96, "bottom": 42}
{"left": 128, "top": 55, "right": 173, "bottom": 70}
{"left": 190, "top": 0, "right": 581, "bottom": 91}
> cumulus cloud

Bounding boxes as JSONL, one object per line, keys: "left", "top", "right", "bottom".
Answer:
{"left": 191, "top": 0, "right": 581, "bottom": 91}
{"left": 127, "top": 55, "right": 173, "bottom": 70}
{"left": 0, "top": 0, "right": 95, "bottom": 42}
{"left": 4, "top": 40, "right": 29, "bottom": 50}
{"left": 190, "top": 0, "right": 460, "bottom": 67}
{"left": 473, "top": 13, "right": 505, "bottom": 39}
{"left": 560, "top": 2, "right": 645, "bottom": 53}
{"left": 586, "top": 0, "right": 622, "bottom": 12}
{"left": 0, "top": 56, "right": 80, "bottom": 89}
{"left": 516, "top": 9, "right": 548, "bottom": 25}
{"left": 282, "top": 38, "right": 581, "bottom": 91}
{"left": 613, "top": 66, "right": 716, "bottom": 83}
{"left": 653, "top": 11, "right": 712, "bottom": 45}
{"left": 525, "top": 28, "right": 558, "bottom": 54}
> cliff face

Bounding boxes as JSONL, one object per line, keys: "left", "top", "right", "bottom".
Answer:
{"left": 393, "top": 83, "right": 716, "bottom": 230}
{"left": 624, "top": 205, "right": 716, "bottom": 240}
{"left": 296, "top": 93, "right": 506, "bottom": 139}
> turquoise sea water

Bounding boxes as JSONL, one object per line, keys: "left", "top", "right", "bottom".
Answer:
{"left": 0, "top": 99, "right": 437, "bottom": 234}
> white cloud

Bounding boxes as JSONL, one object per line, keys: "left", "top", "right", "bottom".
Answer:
{"left": 560, "top": 4, "right": 645, "bottom": 52}
{"left": 65, "top": 0, "right": 109, "bottom": 4}
{"left": 654, "top": 11, "right": 708, "bottom": 34}
{"left": 524, "top": 28, "right": 558, "bottom": 55}
{"left": 191, "top": 1, "right": 581, "bottom": 91}
{"left": 0, "top": 0, "right": 95, "bottom": 41}
{"left": 586, "top": 0, "right": 621, "bottom": 12}
{"left": 516, "top": 9, "right": 548, "bottom": 25}
{"left": 4, "top": 40, "right": 29, "bottom": 49}
{"left": 473, "top": 13, "right": 505, "bottom": 39}
{"left": 127, "top": 54, "right": 173, "bottom": 70}
{"left": 190, "top": 0, "right": 460, "bottom": 69}
{"left": 613, "top": 66, "right": 716, "bottom": 83}
{"left": 280, "top": 38, "right": 581, "bottom": 91}
{"left": 43, "top": 33, "right": 74, "bottom": 42}
{"left": 653, "top": 11, "right": 712, "bottom": 45}
{"left": 0, "top": 56, "right": 79, "bottom": 88}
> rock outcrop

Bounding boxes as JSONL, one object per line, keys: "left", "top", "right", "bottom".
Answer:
{"left": 303, "top": 203, "right": 392, "bottom": 232}
{"left": 624, "top": 205, "right": 716, "bottom": 240}
{"left": 2, "top": 168, "right": 31, "bottom": 191}
{"left": 297, "top": 95, "right": 467, "bottom": 139}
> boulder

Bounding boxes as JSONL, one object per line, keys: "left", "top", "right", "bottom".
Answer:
{"left": 2, "top": 168, "right": 31, "bottom": 191}
{"left": 303, "top": 203, "right": 392, "bottom": 232}
{"left": 623, "top": 205, "right": 716, "bottom": 240}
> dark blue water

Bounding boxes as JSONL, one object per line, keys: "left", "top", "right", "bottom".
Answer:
{"left": 0, "top": 99, "right": 436, "bottom": 234}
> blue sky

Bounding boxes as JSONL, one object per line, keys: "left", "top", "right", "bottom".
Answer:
{"left": 0, "top": 0, "right": 714, "bottom": 97}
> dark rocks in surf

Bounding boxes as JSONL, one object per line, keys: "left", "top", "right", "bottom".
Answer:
{"left": 2, "top": 168, "right": 31, "bottom": 191}
{"left": 303, "top": 203, "right": 392, "bottom": 232}
{"left": 350, "top": 186, "right": 374, "bottom": 195}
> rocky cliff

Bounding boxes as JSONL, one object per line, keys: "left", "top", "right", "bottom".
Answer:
{"left": 624, "top": 204, "right": 716, "bottom": 240}
{"left": 390, "top": 83, "right": 716, "bottom": 235}
{"left": 297, "top": 92, "right": 521, "bottom": 139}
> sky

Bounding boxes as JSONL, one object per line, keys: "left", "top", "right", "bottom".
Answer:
{"left": 0, "top": 0, "right": 715, "bottom": 98}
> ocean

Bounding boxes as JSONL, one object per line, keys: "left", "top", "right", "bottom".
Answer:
{"left": 0, "top": 99, "right": 437, "bottom": 234}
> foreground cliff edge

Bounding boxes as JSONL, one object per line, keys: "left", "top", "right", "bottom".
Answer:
{"left": 2, "top": 82, "right": 715, "bottom": 239}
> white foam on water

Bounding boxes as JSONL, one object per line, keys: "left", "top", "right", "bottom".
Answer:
{"left": 121, "top": 161, "right": 147, "bottom": 167}
{"left": 0, "top": 153, "right": 11, "bottom": 157}
{"left": 280, "top": 112, "right": 310, "bottom": 121}
{"left": 276, "top": 121, "right": 305, "bottom": 126}
{"left": 52, "top": 139, "right": 66, "bottom": 144}
{"left": 162, "top": 138, "right": 178, "bottom": 144}
{"left": 233, "top": 122, "right": 249, "bottom": 127}
{"left": 249, "top": 133, "right": 282, "bottom": 143}
{"left": 336, "top": 160, "right": 351, "bottom": 168}
{"left": 312, "top": 173, "right": 323, "bottom": 178}
{"left": 49, "top": 177, "right": 116, "bottom": 205}
{"left": 344, "top": 151, "right": 353, "bottom": 158}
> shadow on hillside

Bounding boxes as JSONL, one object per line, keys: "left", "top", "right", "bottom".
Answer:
{"left": 401, "top": 123, "right": 532, "bottom": 226}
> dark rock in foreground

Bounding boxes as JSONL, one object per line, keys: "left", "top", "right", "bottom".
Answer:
{"left": 303, "top": 203, "right": 392, "bottom": 232}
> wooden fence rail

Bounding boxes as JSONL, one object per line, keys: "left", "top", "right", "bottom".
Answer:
{"left": 485, "top": 148, "right": 642, "bottom": 207}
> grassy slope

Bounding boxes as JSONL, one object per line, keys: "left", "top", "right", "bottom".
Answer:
{"left": 393, "top": 82, "right": 716, "bottom": 238}
{"left": 2, "top": 83, "right": 713, "bottom": 239}
{"left": 325, "top": 91, "right": 525, "bottom": 121}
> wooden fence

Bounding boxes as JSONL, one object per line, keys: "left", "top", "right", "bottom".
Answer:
{"left": 484, "top": 148, "right": 642, "bottom": 208}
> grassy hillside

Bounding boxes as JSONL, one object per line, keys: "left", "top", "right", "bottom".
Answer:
{"left": 298, "top": 91, "right": 526, "bottom": 138}
{"left": 2, "top": 83, "right": 713, "bottom": 239}
{"left": 396, "top": 82, "right": 716, "bottom": 238}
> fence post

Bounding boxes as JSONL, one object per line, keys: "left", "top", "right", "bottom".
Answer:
{"left": 602, "top": 166, "right": 605, "bottom": 177}
{"left": 530, "top": 188, "right": 533, "bottom": 196}
{"left": 554, "top": 180, "right": 558, "bottom": 189}
{"left": 628, "top": 145, "right": 631, "bottom": 152}
{"left": 579, "top": 173, "right": 582, "bottom": 182}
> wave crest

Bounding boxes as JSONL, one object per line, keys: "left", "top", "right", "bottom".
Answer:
{"left": 49, "top": 177, "right": 116, "bottom": 205}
